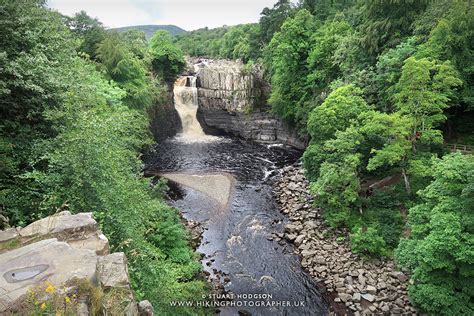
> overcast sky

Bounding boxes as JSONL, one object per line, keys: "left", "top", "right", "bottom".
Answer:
{"left": 47, "top": 0, "right": 279, "bottom": 31}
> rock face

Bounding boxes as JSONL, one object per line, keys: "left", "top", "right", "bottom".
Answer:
{"left": 273, "top": 165, "right": 417, "bottom": 315}
{"left": 191, "top": 59, "right": 306, "bottom": 149}
{"left": 148, "top": 89, "right": 182, "bottom": 141}
{"left": 0, "top": 212, "right": 149, "bottom": 315}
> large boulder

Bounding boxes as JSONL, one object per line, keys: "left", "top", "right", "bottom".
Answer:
{"left": 0, "top": 238, "right": 98, "bottom": 312}
{"left": 0, "top": 212, "right": 146, "bottom": 315}
{"left": 0, "top": 211, "right": 109, "bottom": 255}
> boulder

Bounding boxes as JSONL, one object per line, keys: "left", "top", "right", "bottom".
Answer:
{"left": 16, "top": 211, "right": 109, "bottom": 255}
{"left": 0, "top": 238, "right": 98, "bottom": 313}
{"left": 0, "top": 212, "right": 146, "bottom": 315}
{"left": 98, "top": 253, "right": 130, "bottom": 289}
{"left": 138, "top": 300, "right": 154, "bottom": 316}
{"left": 0, "top": 228, "right": 19, "bottom": 243}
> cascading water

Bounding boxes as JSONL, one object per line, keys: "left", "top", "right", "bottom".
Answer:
{"left": 173, "top": 76, "right": 217, "bottom": 142}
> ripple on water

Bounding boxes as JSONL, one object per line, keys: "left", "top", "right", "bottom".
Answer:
{"left": 145, "top": 137, "right": 328, "bottom": 316}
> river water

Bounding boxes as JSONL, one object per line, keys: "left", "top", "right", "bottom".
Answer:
{"left": 145, "top": 138, "right": 328, "bottom": 315}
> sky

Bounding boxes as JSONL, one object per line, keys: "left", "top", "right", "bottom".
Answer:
{"left": 47, "top": 0, "right": 279, "bottom": 31}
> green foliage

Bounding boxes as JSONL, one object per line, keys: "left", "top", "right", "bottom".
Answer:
{"left": 394, "top": 57, "right": 462, "bottom": 137}
{"left": 395, "top": 153, "right": 474, "bottom": 315}
{"left": 258, "top": 0, "right": 294, "bottom": 44}
{"left": 267, "top": 9, "right": 316, "bottom": 131}
{"left": 350, "top": 226, "right": 388, "bottom": 257}
{"left": 307, "top": 19, "right": 352, "bottom": 92}
{"left": 175, "top": 24, "right": 261, "bottom": 62}
{"left": 1, "top": 1, "right": 207, "bottom": 314}
{"left": 307, "top": 85, "right": 370, "bottom": 144}
{"left": 96, "top": 32, "right": 156, "bottom": 108}
{"left": 149, "top": 30, "right": 185, "bottom": 83}
{"left": 310, "top": 151, "right": 361, "bottom": 227}
{"left": 416, "top": 1, "right": 474, "bottom": 108}
{"left": 367, "top": 37, "right": 418, "bottom": 111}
{"left": 66, "top": 10, "right": 106, "bottom": 59}
{"left": 357, "top": 0, "right": 429, "bottom": 57}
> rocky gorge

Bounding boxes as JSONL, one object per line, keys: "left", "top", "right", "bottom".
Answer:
{"left": 148, "top": 58, "right": 307, "bottom": 149}
{"left": 273, "top": 164, "right": 418, "bottom": 315}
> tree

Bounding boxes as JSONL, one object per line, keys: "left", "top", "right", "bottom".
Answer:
{"left": 258, "top": 0, "right": 294, "bottom": 45}
{"left": 358, "top": 0, "right": 429, "bottom": 57}
{"left": 267, "top": 9, "right": 316, "bottom": 131}
{"left": 306, "top": 84, "right": 370, "bottom": 144}
{"left": 393, "top": 57, "right": 462, "bottom": 154}
{"left": 395, "top": 153, "right": 474, "bottom": 315}
{"left": 306, "top": 18, "right": 352, "bottom": 93}
{"left": 416, "top": 1, "right": 474, "bottom": 109}
{"left": 66, "top": 10, "right": 106, "bottom": 59}
{"left": 97, "top": 33, "right": 155, "bottom": 108}
{"left": 0, "top": 0, "right": 76, "bottom": 224}
{"left": 299, "top": 0, "right": 355, "bottom": 22}
{"left": 149, "top": 30, "right": 185, "bottom": 83}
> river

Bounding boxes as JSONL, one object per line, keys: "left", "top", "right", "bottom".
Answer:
{"left": 143, "top": 75, "right": 328, "bottom": 315}
{"left": 145, "top": 137, "right": 328, "bottom": 315}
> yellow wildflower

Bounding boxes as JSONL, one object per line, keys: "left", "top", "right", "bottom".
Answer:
{"left": 65, "top": 296, "right": 71, "bottom": 304}
{"left": 45, "top": 282, "right": 56, "bottom": 294}
{"left": 34, "top": 301, "right": 40, "bottom": 306}
{"left": 40, "top": 303, "right": 47, "bottom": 310}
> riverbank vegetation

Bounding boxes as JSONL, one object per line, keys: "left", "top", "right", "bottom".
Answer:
{"left": 176, "top": 0, "right": 474, "bottom": 314}
{"left": 0, "top": 1, "right": 207, "bottom": 314}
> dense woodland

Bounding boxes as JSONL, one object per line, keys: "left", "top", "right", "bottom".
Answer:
{"left": 175, "top": 0, "right": 474, "bottom": 314}
{"left": 0, "top": 1, "right": 207, "bottom": 314}
{"left": 1, "top": 0, "right": 473, "bottom": 315}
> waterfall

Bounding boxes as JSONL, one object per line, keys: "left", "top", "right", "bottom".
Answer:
{"left": 173, "top": 76, "right": 207, "bottom": 141}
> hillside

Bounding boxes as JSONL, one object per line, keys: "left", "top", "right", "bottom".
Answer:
{"left": 112, "top": 24, "right": 186, "bottom": 39}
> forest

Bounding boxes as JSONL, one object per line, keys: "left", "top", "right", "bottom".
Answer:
{"left": 0, "top": 1, "right": 207, "bottom": 314}
{"left": 1, "top": 0, "right": 473, "bottom": 315}
{"left": 175, "top": 0, "right": 474, "bottom": 314}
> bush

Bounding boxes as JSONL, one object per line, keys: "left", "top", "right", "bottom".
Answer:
{"left": 350, "top": 226, "right": 388, "bottom": 256}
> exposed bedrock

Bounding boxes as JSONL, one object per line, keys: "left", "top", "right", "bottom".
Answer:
{"left": 0, "top": 212, "right": 151, "bottom": 315}
{"left": 148, "top": 89, "right": 181, "bottom": 141}
{"left": 190, "top": 58, "right": 307, "bottom": 149}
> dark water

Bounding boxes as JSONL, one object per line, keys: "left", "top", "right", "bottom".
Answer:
{"left": 145, "top": 137, "right": 328, "bottom": 316}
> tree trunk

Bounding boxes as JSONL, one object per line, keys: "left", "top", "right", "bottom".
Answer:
{"left": 402, "top": 167, "right": 411, "bottom": 196}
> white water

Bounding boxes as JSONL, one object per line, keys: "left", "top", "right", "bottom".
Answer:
{"left": 173, "top": 76, "right": 219, "bottom": 143}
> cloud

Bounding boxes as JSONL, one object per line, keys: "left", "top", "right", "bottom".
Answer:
{"left": 47, "top": 0, "right": 157, "bottom": 28}
{"left": 47, "top": 0, "right": 278, "bottom": 30}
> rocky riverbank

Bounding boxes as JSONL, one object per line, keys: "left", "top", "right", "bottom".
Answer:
{"left": 273, "top": 164, "right": 417, "bottom": 315}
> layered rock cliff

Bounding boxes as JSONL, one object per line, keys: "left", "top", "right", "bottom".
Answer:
{"left": 192, "top": 59, "right": 306, "bottom": 149}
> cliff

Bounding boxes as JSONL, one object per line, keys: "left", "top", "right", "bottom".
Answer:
{"left": 192, "top": 59, "right": 307, "bottom": 149}
{"left": 148, "top": 90, "right": 181, "bottom": 141}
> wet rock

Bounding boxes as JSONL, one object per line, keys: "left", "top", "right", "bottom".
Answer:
{"left": 339, "top": 293, "right": 351, "bottom": 303}
{"left": 285, "top": 224, "right": 298, "bottom": 233}
{"left": 353, "top": 293, "right": 361, "bottom": 302}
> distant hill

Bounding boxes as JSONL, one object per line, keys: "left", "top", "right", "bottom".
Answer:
{"left": 111, "top": 25, "right": 186, "bottom": 39}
